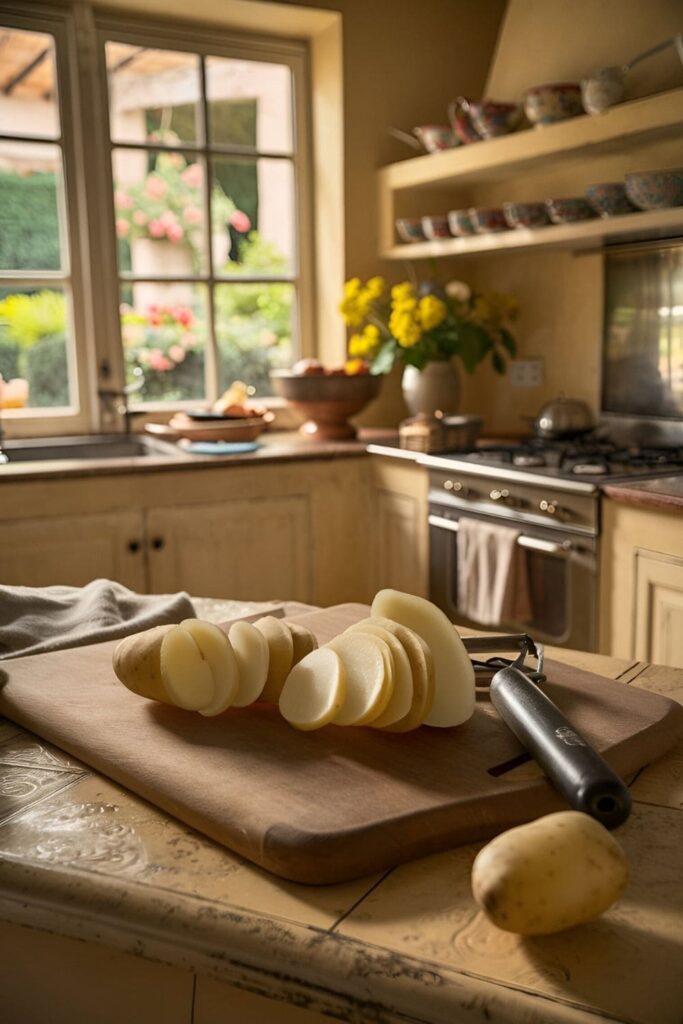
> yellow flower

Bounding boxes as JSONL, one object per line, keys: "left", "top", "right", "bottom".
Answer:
{"left": 389, "top": 308, "right": 422, "bottom": 348}
{"left": 472, "top": 296, "right": 491, "bottom": 323}
{"left": 343, "top": 277, "right": 362, "bottom": 297}
{"left": 348, "top": 333, "right": 367, "bottom": 357}
{"left": 391, "top": 282, "right": 415, "bottom": 303}
{"left": 344, "top": 358, "right": 368, "bottom": 375}
{"left": 363, "top": 324, "right": 380, "bottom": 344}
{"left": 339, "top": 295, "right": 363, "bottom": 327}
{"left": 418, "top": 295, "right": 447, "bottom": 330}
{"left": 365, "top": 276, "right": 385, "bottom": 298}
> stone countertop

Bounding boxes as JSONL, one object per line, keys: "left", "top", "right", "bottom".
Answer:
{"left": 1, "top": 600, "right": 682, "bottom": 1024}
{"left": 0, "top": 430, "right": 398, "bottom": 482}
{"left": 603, "top": 475, "right": 683, "bottom": 512}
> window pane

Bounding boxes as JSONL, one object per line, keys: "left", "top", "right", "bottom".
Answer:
{"left": 0, "top": 140, "right": 64, "bottom": 271}
{"left": 0, "top": 28, "right": 59, "bottom": 139}
{"left": 211, "top": 157, "right": 294, "bottom": 277}
{"left": 206, "top": 56, "right": 292, "bottom": 154}
{"left": 215, "top": 282, "right": 294, "bottom": 397}
{"left": 106, "top": 43, "right": 200, "bottom": 146}
{"left": 120, "top": 282, "right": 207, "bottom": 403}
{"left": 113, "top": 149, "right": 207, "bottom": 276}
{"left": 0, "top": 286, "right": 73, "bottom": 410}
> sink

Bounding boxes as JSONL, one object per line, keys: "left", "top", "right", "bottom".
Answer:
{"left": 1, "top": 434, "right": 182, "bottom": 463}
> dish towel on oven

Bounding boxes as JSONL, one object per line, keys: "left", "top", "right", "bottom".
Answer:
{"left": 0, "top": 579, "right": 195, "bottom": 660}
{"left": 456, "top": 519, "right": 531, "bottom": 626}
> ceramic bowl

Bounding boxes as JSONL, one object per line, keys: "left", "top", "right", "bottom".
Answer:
{"left": 584, "top": 182, "right": 637, "bottom": 218}
{"left": 469, "top": 206, "right": 510, "bottom": 233}
{"left": 421, "top": 215, "right": 452, "bottom": 240}
{"left": 545, "top": 196, "right": 598, "bottom": 224}
{"left": 523, "top": 83, "right": 583, "bottom": 126}
{"left": 270, "top": 370, "right": 382, "bottom": 441}
{"left": 624, "top": 168, "right": 683, "bottom": 210}
{"left": 468, "top": 99, "right": 522, "bottom": 140}
{"left": 395, "top": 218, "right": 427, "bottom": 243}
{"left": 503, "top": 201, "right": 551, "bottom": 229}
{"left": 413, "top": 124, "right": 459, "bottom": 153}
{"left": 447, "top": 209, "right": 477, "bottom": 237}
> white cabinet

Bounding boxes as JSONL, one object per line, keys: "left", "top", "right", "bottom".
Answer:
{"left": 371, "top": 457, "right": 428, "bottom": 598}
{"left": 0, "top": 511, "right": 146, "bottom": 590}
{"left": 634, "top": 550, "right": 683, "bottom": 667}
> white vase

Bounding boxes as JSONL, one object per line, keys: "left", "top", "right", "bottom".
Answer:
{"left": 402, "top": 360, "right": 461, "bottom": 417}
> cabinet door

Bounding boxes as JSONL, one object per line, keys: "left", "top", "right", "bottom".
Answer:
{"left": 635, "top": 550, "right": 683, "bottom": 668}
{"left": 0, "top": 512, "right": 146, "bottom": 590}
{"left": 372, "top": 460, "right": 428, "bottom": 598}
{"left": 146, "top": 497, "right": 312, "bottom": 602}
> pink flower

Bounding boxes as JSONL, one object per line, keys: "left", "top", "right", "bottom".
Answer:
{"left": 148, "top": 219, "right": 165, "bottom": 238}
{"left": 114, "top": 189, "right": 133, "bottom": 210}
{"left": 229, "top": 210, "right": 251, "bottom": 233}
{"left": 180, "top": 332, "right": 196, "bottom": 348}
{"left": 144, "top": 175, "right": 167, "bottom": 200}
{"left": 183, "top": 205, "right": 202, "bottom": 225}
{"left": 133, "top": 210, "right": 148, "bottom": 226}
{"left": 166, "top": 222, "right": 184, "bottom": 242}
{"left": 169, "top": 345, "right": 185, "bottom": 363}
{"left": 181, "top": 163, "right": 203, "bottom": 189}
{"left": 115, "top": 218, "right": 130, "bottom": 237}
{"left": 148, "top": 348, "right": 173, "bottom": 372}
{"left": 174, "top": 307, "right": 193, "bottom": 327}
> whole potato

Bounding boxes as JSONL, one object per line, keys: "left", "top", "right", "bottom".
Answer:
{"left": 112, "top": 624, "right": 175, "bottom": 703}
{"left": 471, "top": 811, "right": 629, "bottom": 935}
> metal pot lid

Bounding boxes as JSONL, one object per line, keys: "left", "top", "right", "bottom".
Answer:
{"left": 534, "top": 393, "right": 596, "bottom": 436}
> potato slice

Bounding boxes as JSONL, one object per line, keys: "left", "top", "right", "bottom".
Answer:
{"left": 159, "top": 626, "right": 216, "bottom": 710}
{"left": 112, "top": 624, "right": 175, "bottom": 704}
{"left": 179, "top": 618, "right": 238, "bottom": 717}
{"left": 286, "top": 620, "right": 319, "bottom": 665}
{"left": 228, "top": 619, "right": 269, "bottom": 707}
{"left": 344, "top": 621, "right": 413, "bottom": 727}
{"left": 279, "top": 647, "right": 346, "bottom": 731}
{"left": 327, "top": 632, "right": 393, "bottom": 726}
{"left": 254, "top": 615, "right": 294, "bottom": 703}
{"left": 360, "top": 616, "right": 434, "bottom": 732}
{"left": 371, "top": 590, "right": 475, "bottom": 728}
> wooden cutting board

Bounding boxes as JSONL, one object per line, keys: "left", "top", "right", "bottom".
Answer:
{"left": 1, "top": 603, "right": 682, "bottom": 884}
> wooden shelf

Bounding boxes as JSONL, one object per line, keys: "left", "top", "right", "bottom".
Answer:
{"left": 379, "top": 87, "right": 683, "bottom": 194}
{"left": 382, "top": 206, "right": 683, "bottom": 261}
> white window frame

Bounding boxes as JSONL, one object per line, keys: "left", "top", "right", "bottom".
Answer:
{"left": 0, "top": 1, "right": 315, "bottom": 437}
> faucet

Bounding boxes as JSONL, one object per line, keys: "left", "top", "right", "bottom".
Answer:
{"left": 97, "top": 368, "right": 146, "bottom": 436}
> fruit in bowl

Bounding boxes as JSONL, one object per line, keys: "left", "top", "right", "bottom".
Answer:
{"left": 271, "top": 363, "right": 381, "bottom": 440}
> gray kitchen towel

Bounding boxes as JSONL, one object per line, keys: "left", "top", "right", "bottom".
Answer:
{"left": 0, "top": 579, "right": 195, "bottom": 660}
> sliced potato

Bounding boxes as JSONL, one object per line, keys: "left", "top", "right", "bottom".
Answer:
{"left": 159, "top": 626, "right": 216, "bottom": 711}
{"left": 371, "top": 589, "right": 475, "bottom": 728}
{"left": 279, "top": 647, "right": 346, "bottom": 731}
{"left": 228, "top": 619, "right": 269, "bottom": 707}
{"left": 254, "top": 615, "right": 294, "bottom": 703}
{"left": 286, "top": 620, "right": 319, "bottom": 665}
{"left": 344, "top": 621, "right": 413, "bottom": 727}
{"left": 361, "top": 616, "right": 434, "bottom": 732}
{"left": 180, "top": 618, "right": 238, "bottom": 717}
{"left": 112, "top": 624, "right": 175, "bottom": 703}
{"left": 327, "top": 632, "right": 393, "bottom": 726}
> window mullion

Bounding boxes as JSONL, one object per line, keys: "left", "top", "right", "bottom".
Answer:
{"left": 198, "top": 53, "right": 219, "bottom": 403}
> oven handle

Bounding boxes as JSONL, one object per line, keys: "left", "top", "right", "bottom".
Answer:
{"left": 428, "top": 514, "right": 574, "bottom": 555}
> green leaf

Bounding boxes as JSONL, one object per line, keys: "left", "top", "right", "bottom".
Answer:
{"left": 492, "top": 350, "right": 506, "bottom": 375}
{"left": 500, "top": 327, "right": 516, "bottom": 356}
{"left": 370, "top": 339, "right": 397, "bottom": 375}
{"left": 456, "top": 322, "right": 490, "bottom": 373}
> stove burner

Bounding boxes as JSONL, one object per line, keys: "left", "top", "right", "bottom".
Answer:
{"left": 571, "top": 462, "right": 607, "bottom": 476}
{"left": 513, "top": 454, "right": 546, "bottom": 468}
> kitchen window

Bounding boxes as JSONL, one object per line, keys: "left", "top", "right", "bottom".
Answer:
{"left": 0, "top": 3, "right": 313, "bottom": 432}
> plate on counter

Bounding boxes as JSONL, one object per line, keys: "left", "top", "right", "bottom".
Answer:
{"left": 146, "top": 411, "right": 273, "bottom": 444}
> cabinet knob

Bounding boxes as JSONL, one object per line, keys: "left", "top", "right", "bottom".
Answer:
{"left": 151, "top": 536, "right": 165, "bottom": 551}
{"left": 127, "top": 539, "right": 141, "bottom": 554}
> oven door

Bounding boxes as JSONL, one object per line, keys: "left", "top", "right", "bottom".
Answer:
{"left": 428, "top": 504, "right": 598, "bottom": 651}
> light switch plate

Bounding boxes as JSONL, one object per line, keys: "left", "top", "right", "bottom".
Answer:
{"left": 509, "top": 358, "right": 544, "bottom": 387}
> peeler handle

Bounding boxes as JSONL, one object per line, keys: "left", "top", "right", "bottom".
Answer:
{"left": 490, "top": 665, "right": 632, "bottom": 828}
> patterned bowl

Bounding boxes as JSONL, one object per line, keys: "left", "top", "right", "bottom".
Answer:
{"left": 421, "top": 215, "right": 452, "bottom": 240}
{"left": 467, "top": 99, "right": 522, "bottom": 140}
{"left": 270, "top": 371, "right": 382, "bottom": 441}
{"left": 524, "top": 83, "right": 583, "bottom": 126}
{"left": 413, "top": 124, "right": 459, "bottom": 153}
{"left": 395, "top": 218, "right": 427, "bottom": 243}
{"left": 503, "top": 201, "right": 551, "bottom": 229}
{"left": 545, "top": 196, "right": 598, "bottom": 224}
{"left": 469, "top": 206, "right": 510, "bottom": 233}
{"left": 447, "top": 209, "right": 477, "bottom": 237}
{"left": 584, "top": 182, "right": 637, "bottom": 218}
{"left": 624, "top": 168, "right": 683, "bottom": 210}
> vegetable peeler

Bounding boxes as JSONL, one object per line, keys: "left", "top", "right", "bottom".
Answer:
{"left": 462, "top": 634, "right": 632, "bottom": 829}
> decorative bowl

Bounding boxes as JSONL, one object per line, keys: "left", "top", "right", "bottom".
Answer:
{"left": 468, "top": 99, "right": 522, "bottom": 140}
{"left": 469, "top": 206, "right": 510, "bottom": 233}
{"left": 523, "top": 82, "right": 583, "bottom": 126}
{"left": 395, "top": 218, "right": 427, "bottom": 243}
{"left": 503, "top": 201, "right": 551, "bottom": 229}
{"left": 545, "top": 196, "right": 598, "bottom": 224}
{"left": 421, "top": 215, "right": 452, "bottom": 240}
{"left": 270, "top": 371, "right": 382, "bottom": 440}
{"left": 447, "top": 97, "right": 483, "bottom": 144}
{"left": 584, "top": 182, "right": 637, "bottom": 218}
{"left": 413, "top": 124, "right": 459, "bottom": 153}
{"left": 624, "top": 168, "right": 683, "bottom": 210}
{"left": 447, "top": 209, "right": 477, "bottom": 237}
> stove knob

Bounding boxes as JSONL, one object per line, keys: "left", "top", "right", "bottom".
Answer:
{"left": 539, "top": 499, "right": 568, "bottom": 521}
{"left": 444, "top": 479, "right": 466, "bottom": 495}
{"left": 489, "top": 487, "right": 510, "bottom": 502}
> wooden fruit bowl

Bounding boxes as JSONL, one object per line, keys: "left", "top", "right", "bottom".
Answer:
{"left": 270, "top": 371, "right": 382, "bottom": 440}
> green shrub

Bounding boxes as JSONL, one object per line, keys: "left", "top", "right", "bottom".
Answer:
{"left": 0, "top": 338, "right": 20, "bottom": 381}
{"left": 25, "top": 334, "right": 69, "bottom": 408}
{"left": 0, "top": 172, "right": 61, "bottom": 271}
